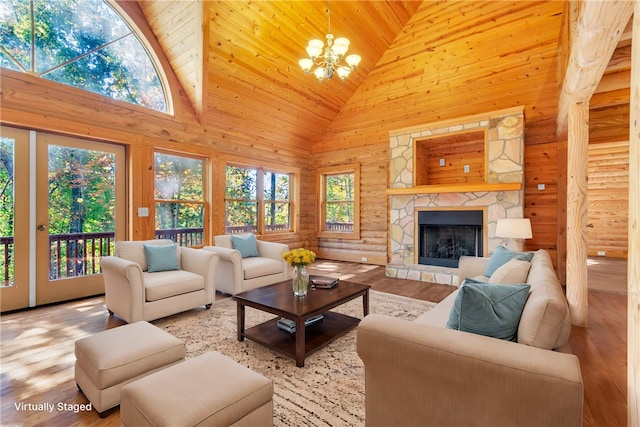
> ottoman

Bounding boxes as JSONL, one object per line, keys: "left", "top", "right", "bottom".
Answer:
{"left": 121, "top": 351, "right": 274, "bottom": 427}
{"left": 74, "top": 321, "right": 185, "bottom": 417}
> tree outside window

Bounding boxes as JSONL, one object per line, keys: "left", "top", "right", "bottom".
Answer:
{"left": 154, "top": 152, "right": 206, "bottom": 246}
{"left": 318, "top": 164, "right": 360, "bottom": 239}
{"left": 0, "top": 0, "right": 167, "bottom": 112}
{"left": 225, "top": 164, "right": 293, "bottom": 234}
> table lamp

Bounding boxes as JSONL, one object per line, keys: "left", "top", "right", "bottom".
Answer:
{"left": 495, "top": 218, "right": 532, "bottom": 251}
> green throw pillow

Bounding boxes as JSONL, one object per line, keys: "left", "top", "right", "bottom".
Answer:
{"left": 231, "top": 233, "right": 260, "bottom": 258}
{"left": 446, "top": 278, "right": 531, "bottom": 341}
{"left": 483, "top": 246, "right": 534, "bottom": 277}
{"left": 143, "top": 243, "right": 180, "bottom": 272}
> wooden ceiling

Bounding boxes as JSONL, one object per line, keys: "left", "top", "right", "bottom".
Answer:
{"left": 139, "top": 1, "right": 420, "bottom": 152}
{"left": 136, "top": 1, "right": 633, "bottom": 153}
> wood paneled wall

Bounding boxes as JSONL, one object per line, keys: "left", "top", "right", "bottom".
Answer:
{"left": 587, "top": 141, "right": 629, "bottom": 258}
{"left": 0, "top": 74, "right": 315, "bottom": 251}
{"left": 310, "top": 1, "right": 565, "bottom": 266}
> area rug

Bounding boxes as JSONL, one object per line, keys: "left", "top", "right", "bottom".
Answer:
{"left": 152, "top": 291, "right": 435, "bottom": 427}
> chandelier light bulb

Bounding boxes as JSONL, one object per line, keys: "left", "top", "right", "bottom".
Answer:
{"left": 313, "top": 67, "right": 326, "bottom": 82}
{"left": 336, "top": 66, "right": 351, "bottom": 81}
{"left": 299, "top": 58, "right": 313, "bottom": 73}
{"left": 345, "top": 54, "right": 361, "bottom": 70}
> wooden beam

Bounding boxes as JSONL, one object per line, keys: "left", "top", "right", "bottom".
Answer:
{"left": 556, "top": 1, "right": 634, "bottom": 137}
{"left": 195, "top": 1, "right": 208, "bottom": 124}
{"left": 628, "top": 2, "right": 640, "bottom": 425}
{"left": 566, "top": 101, "right": 589, "bottom": 327}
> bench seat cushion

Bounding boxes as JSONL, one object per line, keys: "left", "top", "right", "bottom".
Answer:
{"left": 242, "top": 257, "right": 285, "bottom": 280}
{"left": 143, "top": 270, "right": 204, "bottom": 302}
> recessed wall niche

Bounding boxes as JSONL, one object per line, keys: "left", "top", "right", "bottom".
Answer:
{"left": 414, "top": 130, "right": 486, "bottom": 186}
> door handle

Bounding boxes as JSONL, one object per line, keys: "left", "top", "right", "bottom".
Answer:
{"left": 37, "top": 224, "right": 47, "bottom": 232}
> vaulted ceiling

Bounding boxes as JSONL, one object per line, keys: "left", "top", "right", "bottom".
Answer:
{"left": 136, "top": 1, "right": 633, "bottom": 153}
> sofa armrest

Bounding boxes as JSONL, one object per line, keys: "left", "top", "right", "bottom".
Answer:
{"left": 180, "top": 247, "right": 218, "bottom": 301}
{"left": 202, "top": 246, "right": 243, "bottom": 294}
{"left": 256, "top": 240, "right": 290, "bottom": 280}
{"left": 100, "top": 256, "right": 145, "bottom": 323}
{"left": 256, "top": 240, "right": 289, "bottom": 261}
{"left": 202, "top": 245, "right": 241, "bottom": 263}
{"left": 457, "top": 255, "right": 490, "bottom": 283}
{"left": 357, "top": 314, "right": 583, "bottom": 427}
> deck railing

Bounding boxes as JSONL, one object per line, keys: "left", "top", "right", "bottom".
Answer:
{"left": 1, "top": 224, "right": 314, "bottom": 285}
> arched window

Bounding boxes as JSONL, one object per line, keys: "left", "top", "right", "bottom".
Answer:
{"left": 0, "top": 0, "right": 167, "bottom": 112}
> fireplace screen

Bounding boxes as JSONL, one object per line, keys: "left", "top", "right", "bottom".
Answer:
{"left": 418, "top": 210, "right": 483, "bottom": 268}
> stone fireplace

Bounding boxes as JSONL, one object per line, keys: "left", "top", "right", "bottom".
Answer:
{"left": 386, "top": 107, "right": 525, "bottom": 285}
{"left": 418, "top": 209, "right": 484, "bottom": 268}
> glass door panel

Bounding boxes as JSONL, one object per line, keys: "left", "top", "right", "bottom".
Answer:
{"left": 0, "top": 127, "right": 30, "bottom": 312}
{"left": 36, "top": 133, "right": 125, "bottom": 305}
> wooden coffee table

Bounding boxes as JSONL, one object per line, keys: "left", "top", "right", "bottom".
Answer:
{"left": 233, "top": 280, "right": 370, "bottom": 367}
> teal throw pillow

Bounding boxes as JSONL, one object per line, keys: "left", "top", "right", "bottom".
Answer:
{"left": 143, "top": 243, "right": 180, "bottom": 273}
{"left": 446, "top": 279, "right": 531, "bottom": 341}
{"left": 483, "top": 246, "right": 534, "bottom": 277}
{"left": 231, "top": 233, "right": 260, "bottom": 258}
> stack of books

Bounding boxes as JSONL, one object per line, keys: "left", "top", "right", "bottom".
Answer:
{"left": 310, "top": 276, "right": 339, "bottom": 289}
{"left": 277, "top": 314, "right": 324, "bottom": 333}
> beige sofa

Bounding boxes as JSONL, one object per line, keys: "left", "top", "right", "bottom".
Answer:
{"left": 101, "top": 240, "right": 218, "bottom": 323}
{"left": 203, "top": 234, "right": 289, "bottom": 295}
{"left": 357, "top": 249, "right": 583, "bottom": 427}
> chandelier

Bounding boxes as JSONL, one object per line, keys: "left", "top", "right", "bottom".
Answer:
{"left": 298, "top": 1, "right": 361, "bottom": 82}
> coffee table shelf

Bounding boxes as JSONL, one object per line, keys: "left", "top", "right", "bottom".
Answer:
{"left": 242, "top": 312, "right": 360, "bottom": 362}
{"left": 234, "top": 280, "right": 370, "bottom": 367}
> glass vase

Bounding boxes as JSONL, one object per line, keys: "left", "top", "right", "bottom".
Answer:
{"left": 292, "top": 265, "right": 309, "bottom": 297}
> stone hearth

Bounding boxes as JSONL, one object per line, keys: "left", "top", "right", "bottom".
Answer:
{"left": 387, "top": 107, "right": 525, "bottom": 285}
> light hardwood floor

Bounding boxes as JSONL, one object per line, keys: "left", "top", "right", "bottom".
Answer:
{"left": 0, "top": 258, "right": 628, "bottom": 426}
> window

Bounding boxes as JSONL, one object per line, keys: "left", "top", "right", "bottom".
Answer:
{"left": 318, "top": 164, "right": 360, "bottom": 239}
{"left": 225, "top": 164, "right": 293, "bottom": 234}
{"left": 0, "top": 137, "right": 15, "bottom": 287}
{"left": 0, "top": 0, "right": 167, "bottom": 112}
{"left": 154, "top": 152, "right": 206, "bottom": 246}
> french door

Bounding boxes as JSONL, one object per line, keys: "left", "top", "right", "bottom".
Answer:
{"left": 0, "top": 127, "right": 125, "bottom": 311}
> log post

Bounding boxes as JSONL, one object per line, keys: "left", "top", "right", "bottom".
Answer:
{"left": 566, "top": 101, "right": 589, "bottom": 327}
{"left": 627, "top": 1, "right": 639, "bottom": 424}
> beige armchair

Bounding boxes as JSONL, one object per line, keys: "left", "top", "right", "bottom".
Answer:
{"left": 203, "top": 234, "right": 289, "bottom": 295}
{"left": 101, "top": 239, "right": 218, "bottom": 323}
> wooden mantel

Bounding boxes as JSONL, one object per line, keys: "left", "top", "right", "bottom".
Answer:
{"left": 386, "top": 182, "right": 521, "bottom": 195}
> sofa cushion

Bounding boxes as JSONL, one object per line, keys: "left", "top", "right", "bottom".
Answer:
{"left": 144, "top": 243, "right": 180, "bottom": 273}
{"left": 483, "top": 245, "right": 534, "bottom": 277}
{"left": 489, "top": 258, "right": 531, "bottom": 284}
{"left": 231, "top": 233, "right": 260, "bottom": 258}
{"left": 144, "top": 270, "right": 204, "bottom": 301}
{"left": 517, "top": 250, "right": 572, "bottom": 349}
{"left": 242, "top": 257, "right": 284, "bottom": 280}
{"left": 116, "top": 239, "right": 178, "bottom": 272}
{"left": 214, "top": 234, "right": 233, "bottom": 249}
{"left": 446, "top": 279, "right": 531, "bottom": 341}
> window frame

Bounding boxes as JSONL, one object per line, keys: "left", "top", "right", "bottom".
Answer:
{"left": 224, "top": 162, "right": 297, "bottom": 235}
{"left": 317, "top": 163, "right": 360, "bottom": 240}
{"left": 153, "top": 149, "right": 209, "bottom": 247}
{"left": 0, "top": 0, "right": 172, "bottom": 113}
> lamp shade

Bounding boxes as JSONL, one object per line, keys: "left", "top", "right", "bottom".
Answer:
{"left": 495, "top": 218, "right": 532, "bottom": 239}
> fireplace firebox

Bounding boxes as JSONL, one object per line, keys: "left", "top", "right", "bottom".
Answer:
{"left": 418, "top": 210, "right": 483, "bottom": 268}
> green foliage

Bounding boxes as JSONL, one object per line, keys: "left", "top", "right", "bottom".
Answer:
{"left": 224, "top": 166, "right": 291, "bottom": 230}
{"left": 0, "top": 138, "right": 14, "bottom": 237}
{"left": 154, "top": 152, "right": 204, "bottom": 230}
{"left": 47, "top": 145, "right": 116, "bottom": 234}
{"left": 325, "top": 173, "right": 354, "bottom": 224}
{"left": 0, "top": 0, "right": 166, "bottom": 111}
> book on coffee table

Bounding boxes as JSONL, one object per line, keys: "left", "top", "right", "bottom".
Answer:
{"left": 310, "top": 276, "right": 339, "bottom": 289}
{"left": 277, "top": 314, "right": 324, "bottom": 333}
